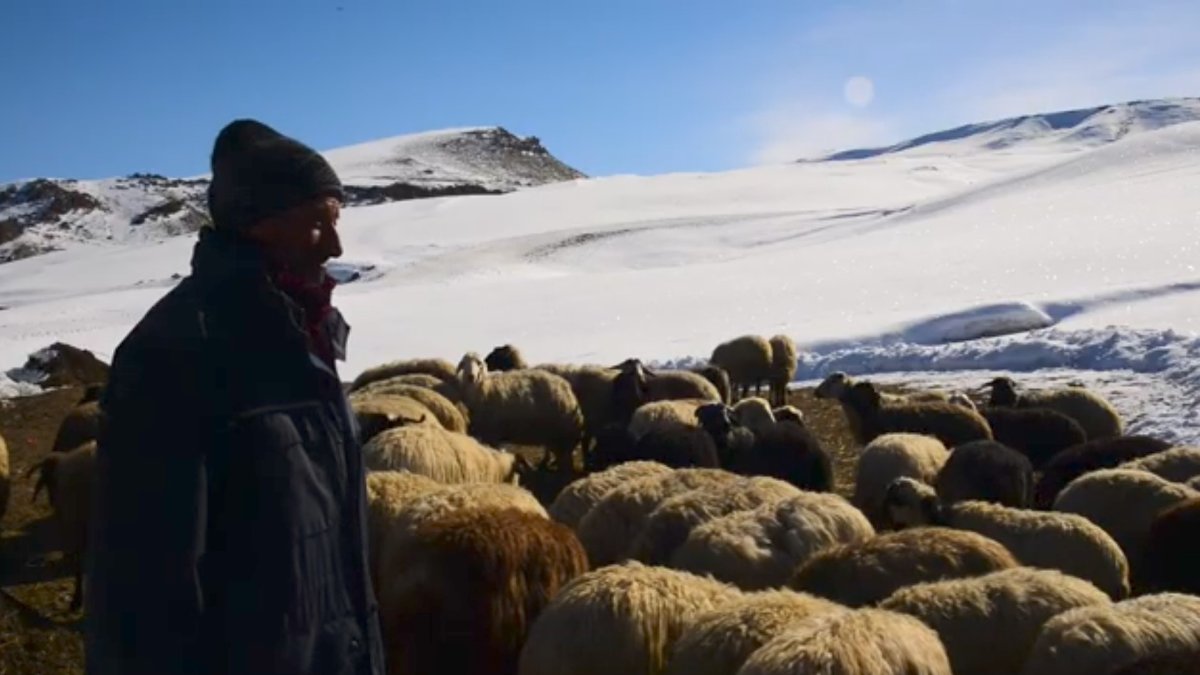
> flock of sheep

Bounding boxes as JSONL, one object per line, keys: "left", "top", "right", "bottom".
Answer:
{"left": 7, "top": 332, "right": 1200, "bottom": 674}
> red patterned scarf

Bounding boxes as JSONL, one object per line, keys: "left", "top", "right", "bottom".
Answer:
{"left": 273, "top": 269, "right": 338, "bottom": 367}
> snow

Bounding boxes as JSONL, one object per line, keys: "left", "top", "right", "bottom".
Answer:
{"left": 2, "top": 104, "right": 1200, "bottom": 443}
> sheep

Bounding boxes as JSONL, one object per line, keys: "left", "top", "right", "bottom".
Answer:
{"left": 1119, "top": 446, "right": 1200, "bottom": 483}
{"left": 457, "top": 353, "right": 584, "bottom": 473}
{"left": 814, "top": 372, "right": 951, "bottom": 443}
{"left": 1052, "top": 468, "right": 1198, "bottom": 575}
{"left": 947, "top": 392, "right": 978, "bottom": 411}
{"left": 1034, "top": 435, "right": 1172, "bottom": 508}
{"left": 671, "top": 491, "right": 874, "bottom": 590}
{"left": 483, "top": 343, "right": 527, "bottom": 372}
{"left": 534, "top": 363, "right": 620, "bottom": 451}
{"left": 694, "top": 364, "right": 733, "bottom": 405}
{"left": 978, "top": 405, "right": 1087, "bottom": 468}
{"left": 0, "top": 433, "right": 8, "bottom": 523}
{"left": 879, "top": 567, "right": 1110, "bottom": 675}
{"left": 935, "top": 440, "right": 1034, "bottom": 508}
{"left": 1110, "top": 649, "right": 1200, "bottom": 675}
{"left": 767, "top": 335, "right": 797, "bottom": 408}
{"left": 986, "top": 376, "right": 1124, "bottom": 440}
{"left": 364, "top": 470, "right": 444, "bottom": 584}
{"left": 29, "top": 440, "right": 96, "bottom": 611}
{"left": 360, "top": 372, "right": 446, "bottom": 392}
{"left": 737, "top": 608, "right": 953, "bottom": 675}
{"left": 771, "top": 405, "right": 805, "bottom": 426}
{"left": 1140, "top": 497, "right": 1200, "bottom": 595}
{"left": 352, "top": 384, "right": 467, "bottom": 434}
{"left": 695, "top": 403, "right": 758, "bottom": 467}
{"left": 1190, "top": 475, "right": 1200, "bottom": 491}
{"left": 733, "top": 421, "right": 833, "bottom": 493}
{"left": 363, "top": 425, "right": 520, "bottom": 484}
{"left": 853, "top": 433, "right": 949, "bottom": 528}
{"left": 789, "top": 526, "right": 1018, "bottom": 607}
{"left": 838, "top": 381, "right": 993, "bottom": 448}
{"left": 611, "top": 360, "right": 722, "bottom": 427}
{"left": 351, "top": 357, "right": 457, "bottom": 391}
{"left": 518, "top": 561, "right": 741, "bottom": 675}
{"left": 51, "top": 399, "right": 102, "bottom": 453}
{"left": 381, "top": 507, "right": 587, "bottom": 675}
{"left": 884, "top": 477, "right": 1130, "bottom": 599}
{"left": 628, "top": 398, "right": 711, "bottom": 439}
{"left": 628, "top": 476, "right": 801, "bottom": 565}
{"left": 731, "top": 397, "right": 776, "bottom": 436}
{"left": 630, "top": 427, "right": 722, "bottom": 470}
{"left": 575, "top": 467, "right": 739, "bottom": 566}
{"left": 584, "top": 424, "right": 639, "bottom": 471}
{"left": 351, "top": 394, "right": 437, "bottom": 443}
{"left": 549, "top": 460, "right": 673, "bottom": 528}
{"left": 1022, "top": 593, "right": 1200, "bottom": 675}
{"left": 710, "top": 335, "right": 773, "bottom": 400}
{"left": 664, "top": 590, "right": 845, "bottom": 675}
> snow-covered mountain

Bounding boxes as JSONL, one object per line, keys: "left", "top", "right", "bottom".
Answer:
{"left": 818, "top": 97, "right": 1200, "bottom": 160}
{"left": 0, "top": 127, "right": 583, "bottom": 263}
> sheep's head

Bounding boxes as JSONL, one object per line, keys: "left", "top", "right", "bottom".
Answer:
{"left": 984, "top": 377, "right": 1019, "bottom": 406}
{"left": 843, "top": 381, "right": 883, "bottom": 412}
{"left": 612, "top": 358, "right": 651, "bottom": 377}
{"left": 457, "top": 352, "right": 487, "bottom": 385}
{"left": 882, "top": 477, "right": 941, "bottom": 529}
{"left": 814, "top": 372, "right": 852, "bottom": 400}
{"left": 484, "top": 344, "right": 525, "bottom": 372}
{"left": 773, "top": 405, "right": 806, "bottom": 427}
{"left": 611, "top": 367, "right": 650, "bottom": 422}
{"left": 695, "top": 403, "right": 734, "bottom": 438}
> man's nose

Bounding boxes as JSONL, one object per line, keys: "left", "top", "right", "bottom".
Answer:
{"left": 325, "top": 225, "right": 343, "bottom": 259}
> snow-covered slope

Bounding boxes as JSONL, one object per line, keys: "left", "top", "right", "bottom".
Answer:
{"left": 820, "top": 97, "right": 1200, "bottom": 160}
{"left": 0, "top": 127, "right": 582, "bottom": 263}
{"left": 2, "top": 101, "right": 1200, "bottom": 442}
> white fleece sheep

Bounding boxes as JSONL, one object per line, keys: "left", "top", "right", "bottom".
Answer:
{"left": 1052, "top": 468, "right": 1199, "bottom": 571}
{"left": 1119, "top": 446, "right": 1200, "bottom": 483}
{"left": 671, "top": 491, "right": 875, "bottom": 590}
{"left": 575, "top": 467, "right": 739, "bottom": 566}
{"left": 710, "top": 335, "right": 774, "bottom": 400}
{"left": 363, "top": 425, "right": 518, "bottom": 484}
{"left": 736, "top": 608, "right": 953, "bottom": 675}
{"left": 351, "top": 357, "right": 457, "bottom": 391}
{"left": 628, "top": 476, "right": 801, "bottom": 565}
{"left": 767, "top": 334, "right": 797, "bottom": 408}
{"left": 351, "top": 384, "right": 467, "bottom": 433}
{"left": 1022, "top": 593, "right": 1200, "bottom": 675}
{"left": 457, "top": 352, "right": 584, "bottom": 471}
{"left": 731, "top": 397, "right": 777, "bottom": 437}
{"left": 879, "top": 567, "right": 1111, "bottom": 675}
{"left": 518, "top": 561, "right": 742, "bottom": 675}
{"left": 549, "top": 460, "right": 673, "bottom": 528}
{"left": 885, "top": 477, "right": 1130, "bottom": 599}
{"left": 853, "top": 433, "right": 949, "bottom": 528}
{"left": 629, "top": 398, "right": 712, "bottom": 439}
{"left": 665, "top": 590, "right": 845, "bottom": 675}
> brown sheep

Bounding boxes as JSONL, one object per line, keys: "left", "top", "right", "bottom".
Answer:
{"left": 485, "top": 344, "right": 528, "bottom": 372}
{"left": 381, "top": 507, "right": 588, "bottom": 675}
{"left": 839, "top": 381, "right": 993, "bottom": 448}
{"left": 767, "top": 334, "right": 797, "bottom": 408}
{"left": 694, "top": 365, "right": 732, "bottom": 405}
{"left": 710, "top": 335, "right": 773, "bottom": 400}
{"left": 815, "top": 372, "right": 950, "bottom": 444}
{"left": 51, "top": 399, "right": 103, "bottom": 453}
{"left": 1139, "top": 497, "right": 1200, "bottom": 595}
{"left": 29, "top": 441, "right": 97, "bottom": 610}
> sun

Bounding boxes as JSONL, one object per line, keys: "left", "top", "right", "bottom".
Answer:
{"left": 844, "top": 76, "right": 875, "bottom": 108}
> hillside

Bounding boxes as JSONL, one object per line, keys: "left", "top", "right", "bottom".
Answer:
{"left": 0, "top": 127, "right": 583, "bottom": 263}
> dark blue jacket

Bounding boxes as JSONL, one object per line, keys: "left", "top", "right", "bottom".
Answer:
{"left": 84, "top": 228, "right": 385, "bottom": 675}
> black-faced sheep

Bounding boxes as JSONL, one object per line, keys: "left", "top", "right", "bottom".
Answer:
{"left": 694, "top": 404, "right": 757, "bottom": 467}
{"left": 575, "top": 468, "right": 739, "bottom": 566}
{"left": 1119, "top": 446, "right": 1200, "bottom": 483}
{"left": 664, "top": 590, "right": 845, "bottom": 675}
{"left": 363, "top": 425, "right": 520, "bottom": 484}
{"left": 839, "top": 381, "right": 993, "bottom": 448}
{"left": 736, "top": 422, "right": 833, "bottom": 493}
{"left": 879, "top": 567, "right": 1110, "bottom": 675}
{"left": 1140, "top": 497, "right": 1200, "bottom": 596}
{"left": 789, "top": 526, "right": 1018, "bottom": 607}
{"left": 484, "top": 344, "right": 528, "bottom": 372}
{"left": 351, "top": 384, "right": 467, "bottom": 433}
{"left": 628, "top": 476, "right": 801, "bottom": 565}
{"left": 1034, "top": 435, "right": 1173, "bottom": 508}
{"left": 710, "top": 335, "right": 773, "bottom": 401}
{"left": 853, "top": 433, "right": 949, "bottom": 528}
{"left": 457, "top": 353, "right": 584, "bottom": 473}
{"left": 612, "top": 360, "right": 722, "bottom": 426}
{"left": 737, "top": 608, "right": 953, "bottom": 675}
{"left": 986, "top": 376, "right": 1124, "bottom": 440}
{"left": 382, "top": 508, "right": 588, "bottom": 675}
{"left": 978, "top": 405, "right": 1087, "bottom": 468}
{"left": 694, "top": 364, "right": 732, "bottom": 405}
{"left": 935, "top": 440, "right": 1034, "bottom": 508}
{"left": 549, "top": 461, "right": 673, "bottom": 528}
{"left": 767, "top": 334, "right": 797, "bottom": 408}
{"left": 351, "top": 357, "right": 458, "bottom": 391}
{"left": 671, "top": 491, "right": 874, "bottom": 590}
{"left": 814, "top": 372, "right": 951, "bottom": 444}
{"left": 1022, "top": 593, "right": 1200, "bottom": 675}
{"left": 51, "top": 399, "right": 102, "bottom": 453}
{"left": 1052, "top": 468, "right": 1198, "bottom": 578}
{"left": 884, "top": 477, "right": 1130, "bottom": 599}
{"left": 29, "top": 440, "right": 96, "bottom": 610}
{"left": 518, "top": 561, "right": 741, "bottom": 675}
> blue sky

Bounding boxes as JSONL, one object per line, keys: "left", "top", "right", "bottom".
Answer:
{"left": 3, "top": 1, "right": 1200, "bottom": 181}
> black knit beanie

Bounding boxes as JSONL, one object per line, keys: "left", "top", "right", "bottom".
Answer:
{"left": 206, "top": 119, "right": 344, "bottom": 232}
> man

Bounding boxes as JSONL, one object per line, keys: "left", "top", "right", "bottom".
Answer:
{"left": 85, "top": 119, "right": 385, "bottom": 675}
